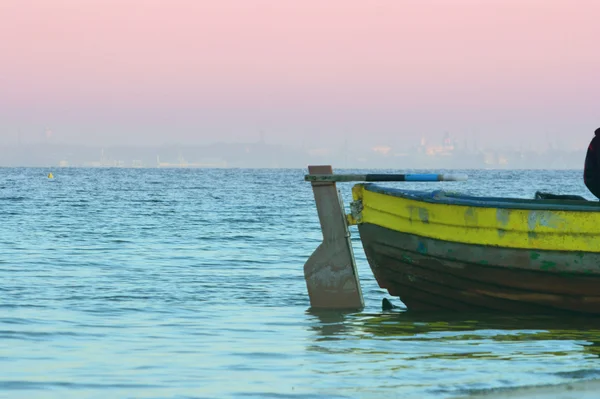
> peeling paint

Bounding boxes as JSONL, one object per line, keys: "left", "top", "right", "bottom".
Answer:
{"left": 349, "top": 200, "right": 363, "bottom": 224}
{"left": 407, "top": 206, "right": 430, "bottom": 224}
{"left": 308, "top": 262, "right": 357, "bottom": 291}
{"left": 418, "top": 208, "right": 430, "bottom": 224}
{"left": 496, "top": 208, "right": 511, "bottom": 227}
{"left": 528, "top": 231, "right": 538, "bottom": 240}
{"left": 464, "top": 207, "right": 478, "bottom": 225}
{"left": 540, "top": 260, "right": 557, "bottom": 271}
{"left": 527, "top": 210, "right": 563, "bottom": 230}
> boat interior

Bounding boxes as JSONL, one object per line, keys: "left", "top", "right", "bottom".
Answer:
{"left": 361, "top": 183, "right": 600, "bottom": 212}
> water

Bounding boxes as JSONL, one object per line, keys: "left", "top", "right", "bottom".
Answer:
{"left": 1, "top": 168, "right": 600, "bottom": 399}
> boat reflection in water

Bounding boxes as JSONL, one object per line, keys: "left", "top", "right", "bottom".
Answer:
{"left": 304, "top": 309, "right": 600, "bottom": 397}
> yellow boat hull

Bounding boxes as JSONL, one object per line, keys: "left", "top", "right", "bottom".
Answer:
{"left": 352, "top": 184, "right": 600, "bottom": 253}
{"left": 351, "top": 184, "right": 600, "bottom": 314}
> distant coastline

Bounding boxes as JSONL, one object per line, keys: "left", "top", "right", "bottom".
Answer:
{"left": 0, "top": 140, "right": 586, "bottom": 170}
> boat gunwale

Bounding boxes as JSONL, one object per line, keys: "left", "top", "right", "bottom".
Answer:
{"left": 361, "top": 183, "right": 600, "bottom": 212}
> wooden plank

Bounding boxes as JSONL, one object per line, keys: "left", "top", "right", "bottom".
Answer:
{"left": 372, "top": 241, "right": 600, "bottom": 296}
{"left": 361, "top": 222, "right": 600, "bottom": 276}
{"left": 303, "top": 165, "right": 364, "bottom": 310}
{"left": 358, "top": 223, "right": 600, "bottom": 314}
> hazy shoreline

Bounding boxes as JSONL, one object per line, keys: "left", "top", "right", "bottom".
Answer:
{"left": 0, "top": 141, "right": 587, "bottom": 170}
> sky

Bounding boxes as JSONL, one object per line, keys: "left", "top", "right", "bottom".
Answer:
{"left": 1, "top": 0, "right": 599, "bottom": 150}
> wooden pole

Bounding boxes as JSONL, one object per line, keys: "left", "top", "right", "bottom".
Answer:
{"left": 305, "top": 173, "right": 468, "bottom": 182}
{"left": 304, "top": 165, "right": 364, "bottom": 310}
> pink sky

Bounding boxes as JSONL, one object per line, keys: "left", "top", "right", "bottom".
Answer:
{"left": 1, "top": 0, "right": 599, "bottom": 149}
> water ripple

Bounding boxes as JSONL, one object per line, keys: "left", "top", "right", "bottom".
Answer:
{"left": 1, "top": 168, "right": 599, "bottom": 398}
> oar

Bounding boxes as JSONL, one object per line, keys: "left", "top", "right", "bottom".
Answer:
{"left": 304, "top": 173, "right": 468, "bottom": 182}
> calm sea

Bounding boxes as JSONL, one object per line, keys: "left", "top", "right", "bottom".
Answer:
{"left": 2, "top": 168, "right": 600, "bottom": 399}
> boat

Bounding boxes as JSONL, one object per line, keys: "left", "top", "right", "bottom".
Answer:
{"left": 304, "top": 165, "right": 600, "bottom": 315}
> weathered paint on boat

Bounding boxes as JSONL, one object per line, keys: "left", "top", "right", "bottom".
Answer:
{"left": 352, "top": 184, "right": 600, "bottom": 253}
{"left": 351, "top": 183, "right": 600, "bottom": 314}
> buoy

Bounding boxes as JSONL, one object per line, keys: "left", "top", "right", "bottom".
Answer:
{"left": 48, "top": 173, "right": 54, "bottom": 179}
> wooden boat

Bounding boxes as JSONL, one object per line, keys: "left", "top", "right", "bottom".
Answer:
{"left": 304, "top": 165, "right": 600, "bottom": 315}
